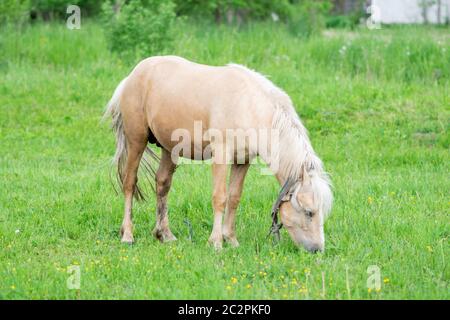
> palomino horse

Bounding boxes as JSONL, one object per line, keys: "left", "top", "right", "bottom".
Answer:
{"left": 104, "top": 56, "right": 332, "bottom": 252}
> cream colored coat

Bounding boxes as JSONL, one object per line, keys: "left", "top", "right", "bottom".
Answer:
{"left": 105, "top": 56, "right": 332, "bottom": 252}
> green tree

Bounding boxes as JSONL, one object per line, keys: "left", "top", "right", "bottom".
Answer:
{"left": 174, "top": 0, "right": 292, "bottom": 23}
{"left": 30, "top": 0, "right": 104, "bottom": 20}
{"left": 0, "top": 0, "right": 30, "bottom": 26}
{"left": 288, "top": 0, "right": 332, "bottom": 37}
{"left": 101, "top": 0, "right": 176, "bottom": 62}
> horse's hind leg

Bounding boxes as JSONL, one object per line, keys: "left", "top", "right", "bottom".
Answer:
{"left": 152, "top": 148, "right": 177, "bottom": 243}
{"left": 120, "top": 139, "right": 147, "bottom": 244}
{"left": 223, "top": 163, "right": 250, "bottom": 247}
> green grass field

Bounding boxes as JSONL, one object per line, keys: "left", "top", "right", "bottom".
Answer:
{"left": 0, "top": 20, "right": 448, "bottom": 299}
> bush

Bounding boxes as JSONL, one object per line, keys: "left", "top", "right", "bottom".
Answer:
{"left": 173, "top": 0, "right": 292, "bottom": 24}
{"left": 30, "top": 0, "right": 67, "bottom": 20}
{"left": 76, "top": 0, "right": 105, "bottom": 16}
{"left": 30, "top": 0, "right": 109, "bottom": 21}
{"left": 101, "top": 0, "right": 176, "bottom": 62}
{"left": 287, "top": 0, "right": 331, "bottom": 37}
{"left": 0, "top": 0, "right": 30, "bottom": 26}
{"left": 326, "top": 15, "right": 355, "bottom": 29}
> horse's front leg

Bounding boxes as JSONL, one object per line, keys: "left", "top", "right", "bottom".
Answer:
{"left": 223, "top": 163, "right": 250, "bottom": 247}
{"left": 153, "top": 149, "right": 177, "bottom": 243}
{"left": 208, "top": 163, "right": 228, "bottom": 250}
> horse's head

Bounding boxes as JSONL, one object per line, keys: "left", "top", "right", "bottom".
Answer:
{"left": 278, "top": 169, "right": 332, "bottom": 253}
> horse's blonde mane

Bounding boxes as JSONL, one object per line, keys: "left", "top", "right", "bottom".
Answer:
{"left": 272, "top": 106, "right": 333, "bottom": 217}
{"left": 228, "top": 63, "right": 333, "bottom": 217}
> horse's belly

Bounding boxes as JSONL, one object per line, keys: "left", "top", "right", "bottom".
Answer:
{"left": 149, "top": 115, "right": 257, "bottom": 162}
{"left": 148, "top": 105, "right": 212, "bottom": 160}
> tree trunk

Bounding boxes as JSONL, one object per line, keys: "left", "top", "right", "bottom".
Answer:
{"left": 215, "top": 7, "right": 222, "bottom": 24}
{"left": 113, "top": 0, "right": 122, "bottom": 14}
{"left": 437, "top": 0, "right": 441, "bottom": 24}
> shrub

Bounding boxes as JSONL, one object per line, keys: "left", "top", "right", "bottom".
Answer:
{"left": 29, "top": 0, "right": 108, "bottom": 21}
{"left": 173, "top": 0, "right": 292, "bottom": 23}
{"left": 76, "top": 0, "right": 105, "bottom": 16}
{"left": 0, "top": 0, "right": 30, "bottom": 26}
{"left": 326, "top": 15, "right": 355, "bottom": 29}
{"left": 101, "top": 0, "right": 176, "bottom": 62}
{"left": 287, "top": 0, "right": 331, "bottom": 37}
{"left": 30, "top": 0, "right": 67, "bottom": 20}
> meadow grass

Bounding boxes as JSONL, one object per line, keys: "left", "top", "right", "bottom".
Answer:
{"left": 0, "top": 20, "right": 448, "bottom": 299}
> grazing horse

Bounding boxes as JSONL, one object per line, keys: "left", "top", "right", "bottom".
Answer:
{"left": 104, "top": 56, "right": 332, "bottom": 253}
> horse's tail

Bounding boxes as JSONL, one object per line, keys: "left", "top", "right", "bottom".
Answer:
{"left": 103, "top": 77, "right": 158, "bottom": 201}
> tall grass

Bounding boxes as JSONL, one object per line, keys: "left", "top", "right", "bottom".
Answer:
{"left": 2, "top": 21, "right": 448, "bottom": 82}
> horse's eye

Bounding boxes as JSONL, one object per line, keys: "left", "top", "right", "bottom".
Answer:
{"left": 305, "top": 210, "right": 314, "bottom": 218}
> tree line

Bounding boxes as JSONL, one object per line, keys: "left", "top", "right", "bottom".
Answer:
{"left": 1, "top": 0, "right": 367, "bottom": 26}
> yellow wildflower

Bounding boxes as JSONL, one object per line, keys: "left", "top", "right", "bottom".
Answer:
{"left": 231, "top": 277, "right": 238, "bottom": 284}
{"left": 368, "top": 196, "right": 374, "bottom": 204}
{"left": 383, "top": 278, "right": 390, "bottom": 284}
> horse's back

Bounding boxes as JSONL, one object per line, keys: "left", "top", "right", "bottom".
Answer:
{"left": 122, "top": 56, "right": 275, "bottom": 152}
{"left": 134, "top": 56, "right": 270, "bottom": 118}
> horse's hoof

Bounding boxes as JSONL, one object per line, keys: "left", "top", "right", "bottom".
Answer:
{"left": 120, "top": 226, "right": 134, "bottom": 244}
{"left": 224, "top": 236, "right": 239, "bottom": 248}
{"left": 162, "top": 234, "right": 177, "bottom": 243}
{"left": 210, "top": 241, "right": 223, "bottom": 251}
{"left": 153, "top": 228, "right": 177, "bottom": 243}
{"left": 121, "top": 234, "right": 134, "bottom": 245}
{"left": 208, "top": 236, "right": 223, "bottom": 251}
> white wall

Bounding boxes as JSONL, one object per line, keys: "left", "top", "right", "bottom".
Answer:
{"left": 372, "top": 0, "right": 450, "bottom": 24}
